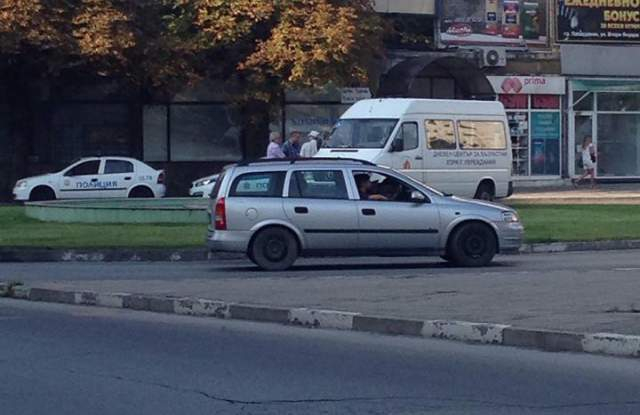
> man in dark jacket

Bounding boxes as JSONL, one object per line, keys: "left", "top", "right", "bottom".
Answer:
{"left": 282, "top": 131, "right": 302, "bottom": 159}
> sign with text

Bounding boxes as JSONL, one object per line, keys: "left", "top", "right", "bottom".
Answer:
{"left": 439, "top": 0, "right": 549, "bottom": 46}
{"left": 488, "top": 76, "right": 566, "bottom": 95}
{"left": 557, "top": 0, "right": 640, "bottom": 43}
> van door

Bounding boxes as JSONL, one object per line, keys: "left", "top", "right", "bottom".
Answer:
{"left": 423, "top": 118, "right": 462, "bottom": 195}
{"left": 389, "top": 121, "right": 424, "bottom": 182}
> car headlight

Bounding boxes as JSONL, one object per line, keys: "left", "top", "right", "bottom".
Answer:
{"left": 502, "top": 211, "right": 520, "bottom": 223}
{"left": 195, "top": 179, "right": 212, "bottom": 187}
{"left": 15, "top": 180, "right": 28, "bottom": 190}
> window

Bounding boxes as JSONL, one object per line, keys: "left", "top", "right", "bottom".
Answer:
{"left": 326, "top": 119, "right": 398, "bottom": 149}
{"left": 426, "top": 120, "right": 456, "bottom": 150}
{"left": 229, "top": 172, "right": 285, "bottom": 198}
{"left": 143, "top": 106, "right": 168, "bottom": 162}
{"left": 458, "top": 121, "right": 507, "bottom": 150}
{"left": 65, "top": 160, "right": 100, "bottom": 176}
{"left": 395, "top": 122, "right": 419, "bottom": 151}
{"left": 352, "top": 171, "right": 424, "bottom": 203}
{"left": 104, "top": 160, "right": 134, "bottom": 174}
{"left": 289, "top": 170, "right": 348, "bottom": 200}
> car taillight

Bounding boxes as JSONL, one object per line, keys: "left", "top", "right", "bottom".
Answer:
{"left": 214, "top": 197, "right": 227, "bottom": 230}
{"left": 157, "top": 171, "right": 165, "bottom": 184}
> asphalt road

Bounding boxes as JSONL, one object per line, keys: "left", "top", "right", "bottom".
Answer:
{"left": 2, "top": 299, "right": 640, "bottom": 415}
{"left": 2, "top": 249, "right": 640, "bottom": 282}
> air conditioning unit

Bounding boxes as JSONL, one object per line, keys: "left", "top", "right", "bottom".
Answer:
{"left": 478, "top": 47, "right": 507, "bottom": 68}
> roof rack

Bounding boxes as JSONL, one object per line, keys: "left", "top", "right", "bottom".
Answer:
{"left": 237, "top": 158, "right": 377, "bottom": 167}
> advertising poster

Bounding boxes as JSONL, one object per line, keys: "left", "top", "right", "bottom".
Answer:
{"left": 557, "top": 0, "right": 640, "bottom": 43}
{"left": 531, "top": 112, "right": 560, "bottom": 175}
{"left": 439, "top": 0, "right": 549, "bottom": 46}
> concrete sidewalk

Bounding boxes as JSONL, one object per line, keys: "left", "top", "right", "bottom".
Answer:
{"left": 506, "top": 183, "right": 640, "bottom": 205}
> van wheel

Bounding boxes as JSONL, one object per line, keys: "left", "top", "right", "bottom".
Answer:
{"left": 475, "top": 181, "right": 495, "bottom": 201}
{"left": 129, "top": 187, "right": 154, "bottom": 198}
{"left": 250, "top": 227, "right": 299, "bottom": 271}
{"left": 29, "top": 186, "right": 56, "bottom": 202}
{"left": 448, "top": 222, "right": 497, "bottom": 267}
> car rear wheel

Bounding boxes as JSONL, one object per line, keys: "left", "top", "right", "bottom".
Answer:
{"left": 448, "top": 222, "right": 497, "bottom": 267}
{"left": 29, "top": 186, "right": 56, "bottom": 202}
{"left": 250, "top": 227, "right": 299, "bottom": 271}
{"left": 129, "top": 187, "right": 154, "bottom": 198}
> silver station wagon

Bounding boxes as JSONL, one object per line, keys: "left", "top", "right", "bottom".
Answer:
{"left": 208, "top": 159, "right": 523, "bottom": 270}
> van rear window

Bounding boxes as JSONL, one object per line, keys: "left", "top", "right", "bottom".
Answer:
{"left": 229, "top": 172, "right": 285, "bottom": 198}
{"left": 457, "top": 121, "right": 507, "bottom": 150}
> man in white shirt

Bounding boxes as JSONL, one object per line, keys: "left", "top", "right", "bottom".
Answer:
{"left": 300, "top": 130, "right": 321, "bottom": 158}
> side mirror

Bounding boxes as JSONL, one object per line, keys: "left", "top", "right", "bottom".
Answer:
{"left": 390, "top": 139, "right": 403, "bottom": 152}
{"left": 410, "top": 191, "right": 427, "bottom": 204}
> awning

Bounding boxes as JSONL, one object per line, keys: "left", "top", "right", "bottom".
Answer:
{"left": 377, "top": 55, "right": 495, "bottom": 100}
{"left": 572, "top": 79, "right": 640, "bottom": 93}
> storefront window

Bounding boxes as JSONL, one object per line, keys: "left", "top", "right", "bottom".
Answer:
{"left": 573, "top": 91, "right": 594, "bottom": 111}
{"left": 500, "top": 94, "right": 562, "bottom": 177}
{"left": 597, "top": 114, "right": 640, "bottom": 177}
{"left": 285, "top": 104, "right": 349, "bottom": 138}
{"left": 170, "top": 105, "right": 242, "bottom": 162}
{"left": 598, "top": 93, "right": 640, "bottom": 112}
{"left": 143, "top": 106, "right": 168, "bottom": 162}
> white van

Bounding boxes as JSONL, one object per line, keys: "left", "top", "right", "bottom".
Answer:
{"left": 316, "top": 98, "right": 513, "bottom": 200}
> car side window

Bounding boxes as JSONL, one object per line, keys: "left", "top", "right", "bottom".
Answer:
{"left": 64, "top": 160, "right": 101, "bottom": 177}
{"left": 104, "top": 160, "right": 134, "bottom": 174}
{"left": 289, "top": 170, "right": 348, "bottom": 200}
{"left": 426, "top": 120, "right": 456, "bottom": 150}
{"left": 229, "top": 171, "right": 285, "bottom": 198}
{"left": 352, "top": 170, "right": 426, "bottom": 203}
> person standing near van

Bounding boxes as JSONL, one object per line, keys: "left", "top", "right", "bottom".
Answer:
{"left": 300, "top": 130, "right": 320, "bottom": 158}
{"left": 266, "top": 132, "right": 285, "bottom": 159}
{"left": 282, "top": 131, "right": 302, "bottom": 159}
{"left": 573, "top": 136, "right": 596, "bottom": 188}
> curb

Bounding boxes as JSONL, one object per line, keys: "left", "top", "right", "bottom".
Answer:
{"left": 2, "top": 283, "right": 639, "bottom": 359}
{"left": 2, "top": 239, "right": 640, "bottom": 263}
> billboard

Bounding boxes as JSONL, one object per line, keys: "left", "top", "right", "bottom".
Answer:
{"left": 557, "top": 0, "right": 640, "bottom": 43}
{"left": 438, "top": 0, "right": 549, "bottom": 46}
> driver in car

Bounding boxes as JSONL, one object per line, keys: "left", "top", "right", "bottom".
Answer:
{"left": 354, "top": 174, "right": 388, "bottom": 201}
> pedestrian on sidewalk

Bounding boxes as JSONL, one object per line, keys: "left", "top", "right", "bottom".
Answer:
{"left": 573, "top": 135, "right": 596, "bottom": 188}
{"left": 265, "top": 132, "right": 286, "bottom": 159}
{"left": 282, "top": 131, "right": 302, "bottom": 159}
{"left": 300, "top": 130, "right": 321, "bottom": 158}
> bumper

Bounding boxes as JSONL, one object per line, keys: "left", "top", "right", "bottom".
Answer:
{"left": 207, "top": 228, "right": 252, "bottom": 253}
{"left": 13, "top": 188, "right": 30, "bottom": 201}
{"left": 496, "top": 222, "right": 524, "bottom": 253}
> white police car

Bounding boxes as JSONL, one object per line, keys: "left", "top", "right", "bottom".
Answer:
{"left": 13, "top": 157, "right": 166, "bottom": 201}
{"left": 189, "top": 174, "right": 219, "bottom": 198}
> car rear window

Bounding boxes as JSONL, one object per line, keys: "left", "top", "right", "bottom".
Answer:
{"left": 104, "top": 160, "right": 134, "bottom": 174}
{"left": 229, "top": 171, "right": 285, "bottom": 198}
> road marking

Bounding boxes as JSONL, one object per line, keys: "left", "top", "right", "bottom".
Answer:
{"left": 613, "top": 268, "right": 640, "bottom": 272}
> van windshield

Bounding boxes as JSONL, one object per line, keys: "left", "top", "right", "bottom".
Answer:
{"left": 326, "top": 119, "right": 398, "bottom": 149}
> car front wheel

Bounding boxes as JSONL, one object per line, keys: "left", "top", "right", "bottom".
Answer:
{"left": 448, "top": 222, "right": 497, "bottom": 267}
{"left": 250, "top": 227, "right": 299, "bottom": 271}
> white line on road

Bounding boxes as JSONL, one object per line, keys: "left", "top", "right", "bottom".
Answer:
{"left": 613, "top": 268, "right": 640, "bottom": 272}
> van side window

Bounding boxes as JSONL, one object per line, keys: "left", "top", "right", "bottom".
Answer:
{"left": 396, "top": 122, "right": 419, "bottom": 151}
{"left": 458, "top": 121, "right": 507, "bottom": 150}
{"left": 425, "top": 120, "right": 456, "bottom": 150}
{"left": 229, "top": 172, "right": 285, "bottom": 198}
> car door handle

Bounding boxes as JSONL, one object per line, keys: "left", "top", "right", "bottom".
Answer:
{"left": 124, "top": 176, "right": 132, "bottom": 181}
{"left": 415, "top": 156, "right": 423, "bottom": 160}
{"left": 362, "top": 208, "right": 376, "bottom": 216}
{"left": 294, "top": 207, "right": 309, "bottom": 214}
{"left": 91, "top": 178, "right": 98, "bottom": 182}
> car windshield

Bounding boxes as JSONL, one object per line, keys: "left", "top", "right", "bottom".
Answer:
{"left": 325, "top": 119, "right": 398, "bottom": 149}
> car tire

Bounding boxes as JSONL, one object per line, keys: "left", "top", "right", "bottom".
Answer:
{"left": 29, "top": 186, "right": 56, "bottom": 202}
{"left": 448, "top": 222, "right": 497, "bottom": 267}
{"left": 475, "top": 182, "right": 495, "bottom": 201}
{"left": 250, "top": 227, "right": 299, "bottom": 271}
{"left": 129, "top": 187, "right": 154, "bottom": 198}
